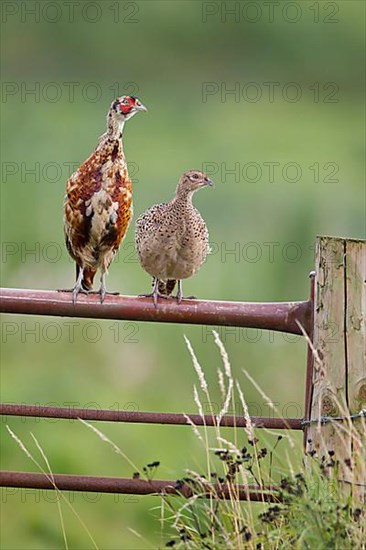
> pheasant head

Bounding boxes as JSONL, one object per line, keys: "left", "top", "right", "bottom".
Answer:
{"left": 176, "top": 170, "right": 213, "bottom": 197}
{"left": 107, "top": 95, "right": 147, "bottom": 136}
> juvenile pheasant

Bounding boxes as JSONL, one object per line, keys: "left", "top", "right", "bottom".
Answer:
{"left": 135, "top": 170, "right": 212, "bottom": 305}
{"left": 63, "top": 95, "right": 147, "bottom": 303}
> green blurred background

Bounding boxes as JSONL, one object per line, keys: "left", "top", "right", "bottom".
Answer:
{"left": 1, "top": 0, "right": 365, "bottom": 548}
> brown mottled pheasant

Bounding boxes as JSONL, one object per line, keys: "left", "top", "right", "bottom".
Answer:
{"left": 63, "top": 96, "right": 147, "bottom": 303}
{"left": 135, "top": 170, "right": 212, "bottom": 306}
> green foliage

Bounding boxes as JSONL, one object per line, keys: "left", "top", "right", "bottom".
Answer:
{"left": 157, "top": 345, "right": 365, "bottom": 550}
{"left": 161, "top": 451, "right": 366, "bottom": 549}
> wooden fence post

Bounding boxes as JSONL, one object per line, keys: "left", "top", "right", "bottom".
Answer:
{"left": 306, "top": 236, "right": 365, "bottom": 502}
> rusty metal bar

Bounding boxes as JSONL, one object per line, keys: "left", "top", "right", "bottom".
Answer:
{"left": 304, "top": 272, "right": 315, "bottom": 446}
{"left": 0, "top": 471, "right": 280, "bottom": 502}
{"left": 0, "top": 288, "right": 311, "bottom": 335}
{"left": 0, "top": 403, "right": 303, "bottom": 430}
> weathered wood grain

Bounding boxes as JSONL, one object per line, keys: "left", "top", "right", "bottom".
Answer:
{"left": 306, "top": 236, "right": 365, "bottom": 503}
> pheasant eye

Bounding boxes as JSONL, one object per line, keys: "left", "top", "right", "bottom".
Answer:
{"left": 191, "top": 174, "right": 199, "bottom": 179}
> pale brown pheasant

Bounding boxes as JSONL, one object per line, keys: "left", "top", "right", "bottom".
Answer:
{"left": 135, "top": 170, "right": 212, "bottom": 305}
{"left": 63, "top": 95, "right": 147, "bottom": 303}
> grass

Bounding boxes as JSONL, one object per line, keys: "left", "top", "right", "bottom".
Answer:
{"left": 160, "top": 446, "right": 365, "bottom": 549}
{"left": 157, "top": 334, "right": 365, "bottom": 549}
{"left": 5, "top": 333, "right": 365, "bottom": 549}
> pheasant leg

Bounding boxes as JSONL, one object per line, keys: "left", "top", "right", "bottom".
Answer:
{"left": 85, "top": 272, "right": 119, "bottom": 303}
{"left": 71, "top": 267, "right": 88, "bottom": 304}
{"left": 139, "top": 278, "right": 168, "bottom": 308}
{"left": 175, "top": 280, "right": 196, "bottom": 303}
{"left": 57, "top": 267, "right": 91, "bottom": 303}
{"left": 176, "top": 280, "right": 183, "bottom": 304}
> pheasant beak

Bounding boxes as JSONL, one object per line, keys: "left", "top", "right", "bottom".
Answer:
{"left": 135, "top": 101, "right": 147, "bottom": 112}
{"left": 204, "top": 177, "right": 213, "bottom": 187}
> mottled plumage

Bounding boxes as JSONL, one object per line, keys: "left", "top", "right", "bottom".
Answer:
{"left": 63, "top": 95, "right": 146, "bottom": 302}
{"left": 135, "top": 170, "right": 212, "bottom": 305}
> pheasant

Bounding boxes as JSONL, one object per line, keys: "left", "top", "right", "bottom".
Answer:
{"left": 135, "top": 170, "right": 212, "bottom": 306}
{"left": 63, "top": 95, "right": 147, "bottom": 303}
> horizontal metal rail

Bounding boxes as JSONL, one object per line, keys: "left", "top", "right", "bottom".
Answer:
{"left": 0, "top": 471, "right": 280, "bottom": 502}
{"left": 0, "top": 288, "right": 311, "bottom": 335}
{"left": 0, "top": 403, "right": 303, "bottom": 430}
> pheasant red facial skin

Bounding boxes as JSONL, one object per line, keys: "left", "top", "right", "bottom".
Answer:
{"left": 63, "top": 95, "right": 146, "bottom": 303}
{"left": 120, "top": 96, "right": 138, "bottom": 115}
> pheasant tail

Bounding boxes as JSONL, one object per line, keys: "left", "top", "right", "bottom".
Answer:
{"left": 76, "top": 265, "right": 97, "bottom": 291}
{"left": 157, "top": 279, "right": 177, "bottom": 296}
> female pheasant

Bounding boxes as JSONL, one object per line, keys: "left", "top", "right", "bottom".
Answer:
{"left": 63, "top": 95, "right": 147, "bottom": 303}
{"left": 135, "top": 170, "right": 212, "bottom": 306}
